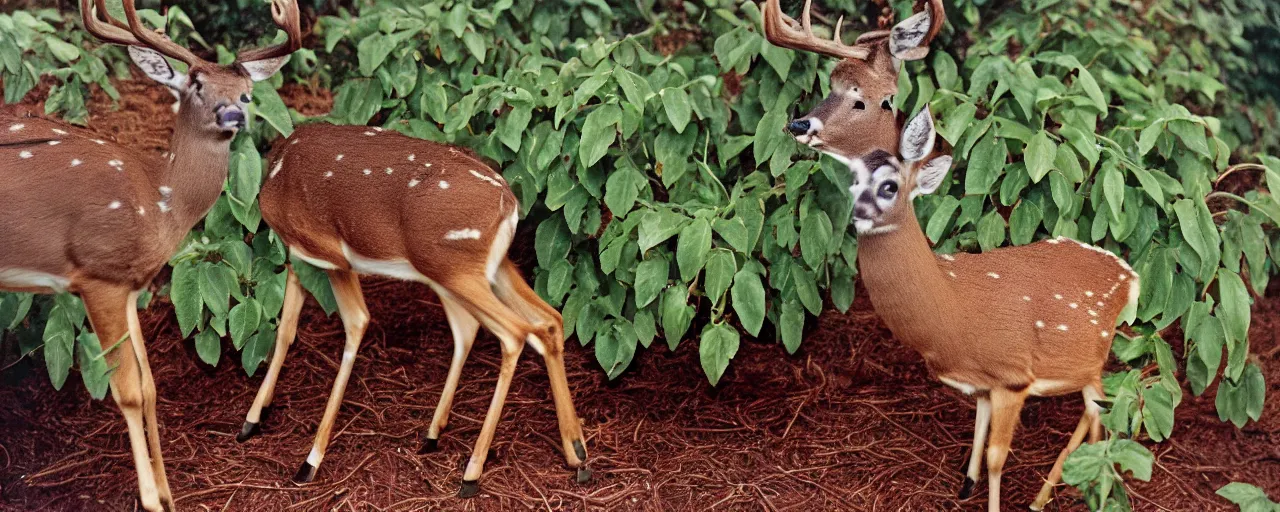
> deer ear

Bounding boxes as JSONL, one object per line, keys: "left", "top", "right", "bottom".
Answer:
{"left": 128, "top": 46, "right": 187, "bottom": 91}
{"left": 900, "top": 106, "right": 935, "bottom": 162}
{"left": 911, "top": 155, "right": 951, "bottom": 198}
{"left": 238, "top": 55, "right": 291, "bottom": 82}
{"left": 890, "top": 9, "right": 932, "bottom": 61}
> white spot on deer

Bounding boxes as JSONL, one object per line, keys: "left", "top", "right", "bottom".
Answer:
{"left": 137, "top": 206, "right": 146, "bottom": 215}
{"left": 290, "top": 138, "right": 299, "bottom": 145}
{"left": 1069, "top": 303, "right": 1078, "bottom": 309}
{"left": 1057, "top": 324, "right": 1069, "bottom": 331}
{"left": 1088, "top": 310, "right": 1098, "bottom": 317}
{"left": 407, "top": 154, "right": 415, "bottom": 162}
{"left": 8, "top": 123, "right": 24, "bottom": 132}
{"left": 1097, "top": 301, "right": 1104, "bottom": 307}
{"left": 1023, "top": 296, "right": 1031, "bottom": 301}
{"left": 1035, "top": 321, "right": 1045, "bottom": 329}
{"left": 940, "top": 254, "right": 955, "bottom": 261}
{"left": 362, "top": 169, "right": 372, "bottom": 175}
{"left": 424, "top": 162, "right": 432, "bottom": 168}
{"left": 469, "top": 169, "right": 503, "bottom": 187}
{"left": 1046, "top": 238, "right": 1060, "bottom": 244}
{"left": 1101, "top": 330, "right": 1109, "bottom": 338}
{"left": 385, "top": 167, "right": 394, "bottom": 175}
{"left": 444, "top": 228, "right": 482, "bottom": 240}
{"left": 52, "top": 128, "right": 68, "bottom": 135}
{"left": 439, "top": 180, "right": 449, "bottom": 189}
{"left": 335, "top": 154, "right": 344, "bottom": 161}
{"left": 158, "top": 186, "right": 172, "bottom": 196}
{"left": 408, "top": 178, "right": 421, "bottom": 188}
{"left": 323, "top": 171, "right": 333, "bottom": 178}
{"left": 1054, "top": 294, "right": 1063, "bottom": 300}
{"left": 94, "top": 139, "right": 106, "bottom": 145}
{"left": 364, "top": 131, "right": 376, "bottom": 136}
{"left": 108, "top": 201, "right": 122, "bottom": 209}
{"left": 108, "top": 159, "right": 124, "bottom": 170}
{"left": 270, "top": 159, "right": 283, "bottom": 179}
{"left": 1090, "top": 319, "right": 1099, "bottom": 325}
{"left": 70, "top": 159, "right": 81, "bottom": 167}
{"left": 1085, "top": 291, "right": 1094, "bottom": 297}
{"left": 948, "top": 271, "right": 957, "bottom": 278}
{"left": 157, "top": 201, "right": 172, "bottom": 213}
{"left": 372, "top": 127, "right": 384, "bottom": 132}
{"left": 986, "top": 272, "right": 1000, "bottom": 279}
{"left": 47, "top": 140, "right": 60, "bottom": 146}
{"left": 169, "top": 153, "right": 175, "bottom": 163}
{"left": 18, "top": 151, "right": 32, "bottom": 159}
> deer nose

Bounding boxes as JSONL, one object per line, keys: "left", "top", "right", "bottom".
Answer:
{"left": 786, "top": 119, "right": 811, "bottom": 135}
{"left": 218, "top": 108, "right": 246, "bottom": 129}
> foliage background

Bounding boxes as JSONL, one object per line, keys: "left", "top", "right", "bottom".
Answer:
{"left": 1, "top": 0, "right": 1279, "bottom": 508}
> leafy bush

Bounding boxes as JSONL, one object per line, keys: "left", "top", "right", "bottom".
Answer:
{"left": 0, "top": 8, "right": 128, "bottom": 123}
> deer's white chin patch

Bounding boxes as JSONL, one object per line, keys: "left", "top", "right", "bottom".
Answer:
{"left": 853, "top": 219, "right": 876, "bottom": 233}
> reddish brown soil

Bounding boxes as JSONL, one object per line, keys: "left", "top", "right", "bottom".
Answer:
{"left": 0, "top": 80, "right": 1277, "bottom": 511}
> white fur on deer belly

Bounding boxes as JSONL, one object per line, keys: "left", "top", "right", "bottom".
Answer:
{"left": 290, "top": 247, "right": 339, "bottom": 270}
{"left": 0, "top": 268, "right": 70, "bottom": 292}
{"left": 939, "top": 377, "right": 980, "bottom": 395}
{"left": 1027, "top": 379, "right": 1077, "bottom": 397}
{"left": 341, "top": 242, "right": 435, "bottom": 283}
{"left": 484, "top": 209, "right": 519, "bottom": 283}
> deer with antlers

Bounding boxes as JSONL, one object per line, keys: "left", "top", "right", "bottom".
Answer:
{"left": 834, "top": 106, "right": 1138, "bottom": 511}
{"left": 229, "top": 124, "right": 591, "bottom": 497}
{"left": 0, "top": 1, "right": 300, "bottom": 509}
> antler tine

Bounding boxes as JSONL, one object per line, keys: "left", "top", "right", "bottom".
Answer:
{"left": 81, "top": 0, "right": 140, "bottom": 46}
{"left": 120, "top": 0, "right": 208, "bottom": 66}
{"left": 761, "top": 0, "right": 869, "bottom": 60}
{"left": 833, "top": 15, "right": 845, "bottom": 45}
{"left": 234, "top": 0, "right": 303, "bottom": 63}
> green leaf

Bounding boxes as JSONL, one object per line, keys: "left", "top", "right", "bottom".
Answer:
{"left": 699, "top": 322, "right": 739, "bottom": 386}
{"left": 661, "top": 87, "right": 693, "bottom": 133}
{"left": 1101, "top": 161, "right": 1125, "bottom": 221}
{"left": 241, "top": 326, "right": 275, "bottom": 376}
{"left": 1168, "top": 120, "right": 1210, "bottom": 157}
{"left": 634, "top": 309, "right": 656, "bottom": 348}
{"left": 638, "top": 209, "right": 689, "bottom": 252}
{"left": 170, "top": 262, "right": 203, "bottom": 337}
{"left": 579, "top": 103, "right": 620, "bottom": 167}
{"left": 1137, "top": 119, "right": 1167, "bottom": 156}
{"left": 712, "top": 217, "right": 750, "bottom": 253}
{"left": 1010, "top": 201, "right": 1043, "bottom": 245}
{"left": 43, "top": 310, "right": 75, "bottom": 390}
{"left": 497, "top": 105, "right": 532, "bottom": 152}
{"left": 791, "top": 265, "right": 821, "bottom": 315}
{"left": 799, "top": 209, "right": 832, "bottom": 269}
{"left": 45, "top": 38, "right": 80, "bottom": 63}
{"left": 596, "top": 321, "right": 638, "bottom": 380}
{"left": 1217, "top": 269, "right": 1251, "bottom": 346}
{"left": 926, "top": 196, "right": 961, "bottom": 242}
{"left": 676, "top": 219, "right": 712, "bottom": 281}
{"left": 731, "top": 269, "right": 766, "bottom": 336}
{"left": 1111, "top": 439, "right": 1154, "bottom": 482}
{"left": 660, "top": 286, "right": 694, "bottom": 349}
{"left": 199, "top": 263, "right": 235, "bottom": 319}
{"left": 780, "top": 300, "right": 804, "bottom": 354}
{"left": 76, "top": 332, "right": 112, "bottom": 400}
{"left": 604, "top": 167, "right": 644, "bottom": 216}
{"left": 1142, "top": 384, "right": 1174, "bottom": 442}
{"left": 251, "top": 81, "right": 293, "bottom": 136}
{"left": 195, "top": 329, "right": 221, "bottom": 366}
{"left": 535, "top": 216, "right": 572, "bottom": 268}
{"left": 356, "top": 33, "right": 396, "bottom": 77}
{"left": 966, "top": 132, "right": 1006, "bottom": 193}
{"left": 1076, "top": 67, "right": 1107, "bottom": 112}
{"left": 461, "top": 30, "right": 486, "bottom": 63}
{"left": 634, "top": 256, "right": 668, "bottom": 308}
{"left": 614, "top": 67, "right": 651, "bottom": 114}
{"left": 1216, "top": 482, "right": 1280, "bottom": 512}
{"left": 704, "top": 249, "right": 736, "bottom": 304}
{"left": 1024, "top": 131, "right": 1056, "bottom": 182}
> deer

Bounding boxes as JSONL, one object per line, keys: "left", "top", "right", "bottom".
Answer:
{"left": 762, "top": 0, "right": 947, "bottom": 161}
{"left": 828, "top": 105, "right": 1139, "bottom": 512}
{"left": 0, "top": 1, "right": 300, "bottom": 510}
{"left": 230, "top": 123, "right": 590, "bottom": 497}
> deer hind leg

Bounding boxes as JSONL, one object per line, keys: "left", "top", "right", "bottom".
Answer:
{"left": 960, "top": 394, "right": 992, "bottom": 499}
{"left": 419, "top": 293, "right": 479, "bottom": 454}
{"left": 436, "top": 276, "right": 536, "bottom": 498}
{"left": 293, "top": 269, "right": 368, "bottom": 483}
{"left": 81, "top": 283, "right": 166, "bottom": 512}
{"left": 239, "top": 266, "right": 305, "bottom": 442}
{"left": 124, "top": 291, "right": 173, "bottom": 511}
{"left": 985, "top": 387, "right": 1028, "bottom": 512}
{"left": 493, "top": 259, "right": 589, "bottom": 478}
{"left": 1030, "top": 383, "right": 1106, "bottom": 511}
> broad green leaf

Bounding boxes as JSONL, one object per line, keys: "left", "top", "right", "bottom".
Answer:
{"left": 228, "top": 298, "right": 261, "bottom": 350}
{"left": 1024, "top": 131, "right": 1056, "bottom": 182}
{"left": 76, "top": 332, "right": 112, "bottom": 399}
{"left": 579, "top": 103, "right": 620, "bottom": 167}
{"left": 199, "top": 263, "right": 235, "bottom": 319}
{"left": 731, "top": 269, "right": 766, "bottom": 336}
{"left": 241, "top": 326, "right": 275, "bottom": 376}
{"left": 43, "top": 311, "right": 75, "bottom": 390}
{"left": 170, "top": 262, "right": 203, "bottom": 337}
{"left": 638, "top": 209, "right": 690, "bottom": 252}
{"left": 799, "top": 210, "right": 832, "bottom": 269}
{"left": 780, "top": 300, "right": 804, "bottom": 354}
{"left": 704, "top": 249, "right": 736, "bottom": 304}
{"left": 926, "top": 196, "right": 961, "bottom": 242}
{"left": 676, "top": 219, "right": 712, "bottom": 281}
{"left": 195, "top": 329, "right": 221, "bottom": 366}
{"left": 791, "top": 266, "right": 821, "bottom": 315}
{"left": 634, "top": 256, "right": 668, "bottom": 308}
{"left": 251, "top": 81, "right": 293, "bottom": 137}
{"left": 661, "top": 87, "right": 693, "bottom": 133}
{"left": 967, "top": 132, "right": 1006, "bottom": 193}
{"left": 699, "top": 322, "right": 740, "bottom": 386}
{"left": 1217, "top": 269, "right": 1251, "bottom": 346}
{"left": 660, "top": 286, "right": 694, "bottom": 350}
{"left": 977, "top": 210, "right": 1006, "bottom": 252}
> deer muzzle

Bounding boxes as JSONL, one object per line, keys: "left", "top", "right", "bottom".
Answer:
{"left": 217, "top": 106, "right": 246, "bottom": 130}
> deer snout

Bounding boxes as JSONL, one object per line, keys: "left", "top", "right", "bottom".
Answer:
{"left": 786, "top": 119, "right": 811, "bottom": 135}
{"left": 217, "top": 106, "right": 246, "bottom": 130}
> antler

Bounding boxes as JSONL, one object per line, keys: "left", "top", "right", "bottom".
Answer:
{"left": 119, "top": 0, "right": 209, "bottom": 66}
{"left": 81, "top": 0, "right": 140, "bottom": 46}
{"left": 762, "top": 0, "right": 871, "bottom": 60}
{"left": 234, "top": 0, "right": 303, "bottom": 63}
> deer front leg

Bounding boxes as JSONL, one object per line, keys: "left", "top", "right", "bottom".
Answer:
{"left": 960, "top": 394, "right": 991, "bottom": 499}
{"left": 239, "top": 267, "right": 304, "bottom": 442}
{"left": 419, "top": 294, "right": 479, "bottom": 454}
{"left": 82, "top": 283, "right": 167, "bottom": 512}
{"left": 293, "top": 269, "right": 368, "bottom": 483}
{"left": 1031, "top": 384, "right": 1105, "bottom": 511}
{"left": 125, "top": 292, "right": 173, "bottom": 510}
{"left": 985, "top": 387, "right": 1028, "bottom": 512}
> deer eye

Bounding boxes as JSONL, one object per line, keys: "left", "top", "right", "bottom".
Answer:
{"left": 881, "top": 99, "right": 892, "bottom": 110}
{"left": 240, "top": 93, "right": 251, "bottom": 104}
{"left": 853, "top": 100, "right": 866, "bottom": 110}
{"left": 878, "top": 181, "right": 899, "bottom": 199}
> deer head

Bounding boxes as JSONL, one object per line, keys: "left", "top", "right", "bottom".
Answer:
{"left": 82, "top": 0, "right": 302, "bottom": 135}
{"left": 847, "top": 105, "right": 951, "bottom": 234}
{"left": 763, "top": 0, "right": 945, "bottom": 162}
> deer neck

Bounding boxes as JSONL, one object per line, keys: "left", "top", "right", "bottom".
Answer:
{"left": 855, "top": 200, "right": 961, "bottom": 356}
{"left": 159, "top": 110, "right": 234, "bottom": 231}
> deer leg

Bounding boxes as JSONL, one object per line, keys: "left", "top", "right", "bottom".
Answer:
{"left": 493, "top": 260, "right": 589, "bottom": 479}
{"left": 81, "top": 283, "right": 165, "bottom": 512}
{"left": 1085, "top": 381, "right": 1104, "bottom": 443}
{"left": 1030, "top": 412, "right": 1092, "bottom": 510}
{"left": 124, "top": 292, "right": 173, "bottom": 510}
{"left": 438, "top": 278, "right": 534, "bottom": 498}
{"left": 985, "top": 387, "right": 1028, "bottom": 512}
{"left": 959, "top": 394, "right": 991, "bottom": 499}
{"left": 419, "top": 294, "right": 479, "bottom": 454}
{"left": 239, "top": 267, "right": 304, "bottom": 442}
{"left": 293, "top": 269, "right": 368, "bottom": 483}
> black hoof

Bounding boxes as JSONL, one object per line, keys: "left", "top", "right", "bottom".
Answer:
{"left": 575, "top": 466, "right": 593, "bottom": 484}
{"left": 293, "top": 461, "right": 317, "bottom": 483}
{"left": 573, "top": 439, "right": 587, "bottom": 462}
{"left": 236, "top": 421, "right": 261, "bottom": 443}
{"left": 458, "top": 479, "right": 480, "bottom": 498}
{"left": 958, "top": 476, "right": 975, "bottom": 499}
{"left": 418, "top": 437, "right": 439, "bottom": 454}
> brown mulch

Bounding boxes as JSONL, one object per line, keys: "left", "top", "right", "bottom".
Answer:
{"left": 0, "top": 79, "right": 1277, "bottom": 511}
